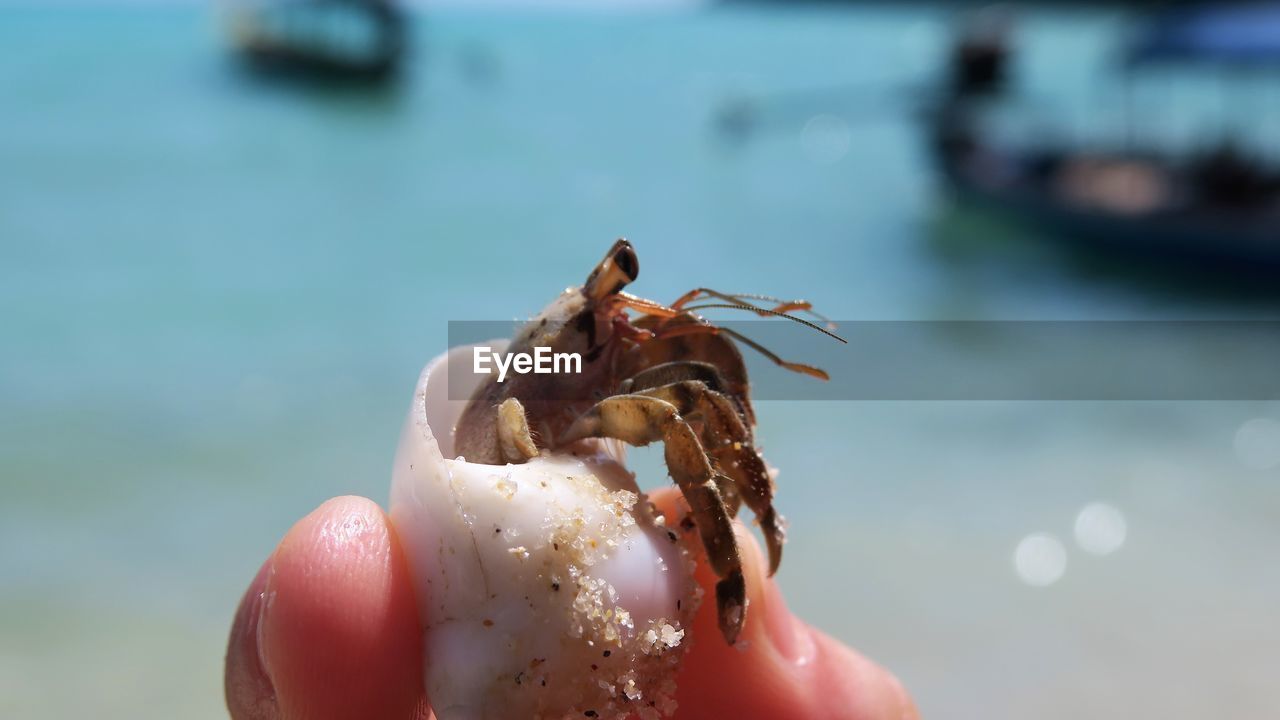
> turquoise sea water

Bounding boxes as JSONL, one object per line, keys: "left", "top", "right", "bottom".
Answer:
{"left": 2, "top": 4, "right": 1279, "bottom": 718}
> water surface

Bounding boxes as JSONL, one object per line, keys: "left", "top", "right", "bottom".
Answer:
{"left": 2, "top": 4, "right": 1278, "bottom": 718}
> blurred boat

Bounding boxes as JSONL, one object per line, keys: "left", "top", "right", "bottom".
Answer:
{"left": 928, "top": 5, "right": 1280, "bottom": 279}
{"left": 932, "top": 142, "right": 1280, "bottom": 276}
{"left": 225, "top": 0, "right": 406, "bottom": 83}
{"left": 1126, "top": 2, "right": 1280, "bottom": 67}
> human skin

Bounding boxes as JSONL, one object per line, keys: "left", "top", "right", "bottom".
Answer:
{"left": 225, "top": 493, "right": 919, "bottom": 720}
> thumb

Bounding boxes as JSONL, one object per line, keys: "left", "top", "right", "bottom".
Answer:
{"left": 647, "top": 489, "right": 919, "bottom": 720}
{"left": 224, "top": 496, "right": 429, "bottom": 720}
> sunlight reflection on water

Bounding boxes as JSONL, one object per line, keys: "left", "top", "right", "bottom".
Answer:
{"left": 1074, "top": 502, "right": 1127, "bottom": 556}
{"left": 1014, "top": 532, "right": 1067, "bottom": 587}
{"left": 1233, "top": 417, "right": 1280, "bottom": 470}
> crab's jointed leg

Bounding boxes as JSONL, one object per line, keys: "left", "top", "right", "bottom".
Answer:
{"left": 638, "top": 317, "right": 831, "bottom": 382}
{"left": 619, "top": 360, "right": 749, "bottom": 426}
{"left": 619, "top": 361, "right": 748, "bottom": 514}
{"left": 560, "top": 394, "right": 747, "bottom": 644}
{"left": 631, "top": 380, "right": 786, "bottom": 576}
{"left": 627, "top": 317, "right": 758, "bottom": 425}
{"left": 621, "top": 360, "right": 727, "bottom": 395}
{"left": 634, "top": 380, "right": 744, "bottom": 516}
{"left": 616, "top": 291, "right": 680, "bottom": 318}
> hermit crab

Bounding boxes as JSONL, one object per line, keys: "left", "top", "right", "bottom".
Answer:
{"left": 454, "top": 239, "right": 841, "bottom": 645}
{"left": 389, "top": 241, "right": 840, "bottom": 718}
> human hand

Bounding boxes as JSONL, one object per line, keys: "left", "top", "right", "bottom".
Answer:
{"left": 225, "top": 493, "right": 919, "bottom": 719}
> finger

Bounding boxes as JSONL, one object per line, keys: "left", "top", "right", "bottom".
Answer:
{"left": 647, "top": 489, "right": 919, "bottom": 720}
{"left": 225, "top": 496, "right": 429, "bottom": 720}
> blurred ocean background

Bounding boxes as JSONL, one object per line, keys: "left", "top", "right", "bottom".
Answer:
{"left": 2, "top": 2, "right": 1279, "bottom": 718}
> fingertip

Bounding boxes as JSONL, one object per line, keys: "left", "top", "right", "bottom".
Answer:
{"left": 225, "top": 560, "right": 275, "bottom": 720}
{"left": 646, "top": 489, "right": 916, "bottom": 720}
{"left": 885, "top": 668, "right": 920, "bottom": 720}
{"left": 227, "top": 496, "right": 426, "bottom": 720}
{"left": 808, "top": 626, "right": 920, "bottom": 720}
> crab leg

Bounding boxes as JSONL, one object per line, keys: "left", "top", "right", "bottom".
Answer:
{"left": 560, "top": 395, "right": 748, "bottom": 644}
{"left": 616, "top": 291, "right": 681, "bottom": 318}
{"left": 619, "top": 360, "right": 751, "bottom": 426}
{"left": 634, "top": 379, "right": 745, "bottom": 517}
{"left": 646, "top": 322, "right": 831, "bottom": 381}
{"left": 621, "top": 363, "right": 744, "bottom": 513}
{"left": 631, "top": 380, "right": 785, "bottom": 577}
{"left": 628, "top": 318, "right": 757, "bottom": 425}
{"left": 716, "top": 327, "right": 832, "bottom": 381}
{"left": 623, "top": 363, "right": 752, "bottom": 512}
{"left": 621, "top": 360, "right": 728, "bottom": 395}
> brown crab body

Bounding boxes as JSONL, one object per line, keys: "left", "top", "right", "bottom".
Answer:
{"left": 451, "top": 240, "right": 835, "bottom": 644}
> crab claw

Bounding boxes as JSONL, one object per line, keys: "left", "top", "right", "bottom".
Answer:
{"left": 558, "top": 412, "right": 602, "bottom": 447}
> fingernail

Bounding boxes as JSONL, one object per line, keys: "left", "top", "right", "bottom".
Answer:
{"left": 256, "top": 559, "right": 279, "bottom": 689}
{"left": 225, "top": 559, "right": 278, "bottom": 715}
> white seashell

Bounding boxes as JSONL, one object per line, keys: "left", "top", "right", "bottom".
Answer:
{"left": 389, "top": 343, "right": 699, "bottom": 720}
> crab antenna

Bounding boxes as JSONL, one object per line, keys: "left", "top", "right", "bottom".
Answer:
{"left": 676, "top": 288, "right": 837, "bottom": 329}
{"left": 679, "top": 303, "right": 848, "bottom": 344}
{"left": 718, "top": 292, "right": 836, "bottom": 328}
{"left": 718, "top": 326, "right": 832, "bottom": 381}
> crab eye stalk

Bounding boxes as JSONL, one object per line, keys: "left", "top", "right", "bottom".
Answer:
{"left": 585, "top": 238, "right": 640, "bottom": 302}
{"left": 611, "top": 239, "right": 639, "bottom": 282}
